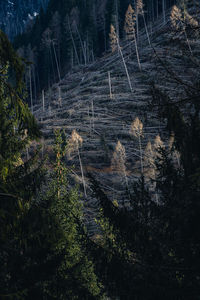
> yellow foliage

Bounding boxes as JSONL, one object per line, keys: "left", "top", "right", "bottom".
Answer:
{"left": 124, "top": 4, "right": 136, "bottom": 41}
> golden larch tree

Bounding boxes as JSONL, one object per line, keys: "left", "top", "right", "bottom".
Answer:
{"left": 124, "top": 4, "right": 136, "bottom": 41}
{"left": 111, "top": 140, "right": 128, "bottom": 189}
{"left": 124, "top": 4, "right": 141, "bottom": 70}
{"left": 144, "top": 141, "right": 156, "bottom": 179}
{"left": 130, "top": 117, "right": 144, "bottom": 173}
{"left": 109, "top": 24, "right": 118, "bottom": 53}
{"left": 154, "top": 135, "right": 165, "bottom": 160}
{"left": 67, "top": 130, "right": 87, "bottom": 197}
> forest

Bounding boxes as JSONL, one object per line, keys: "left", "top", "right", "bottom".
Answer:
{"left": 0, "top": 0, "right": 200, "bottom": 299}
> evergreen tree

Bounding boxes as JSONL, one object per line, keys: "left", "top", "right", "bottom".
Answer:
{"left": 0, "top": 33, "right": 102, "bottom": 299}
{"left": 88, "top": 16, "right": 200, "bottom": 297}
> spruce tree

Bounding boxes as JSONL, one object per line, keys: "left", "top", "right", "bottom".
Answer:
{"left": 43, "top": 130, "right": 102, "bottom": 299}
{"left": 0, "top": 33, "right": 102, "bottom": 299}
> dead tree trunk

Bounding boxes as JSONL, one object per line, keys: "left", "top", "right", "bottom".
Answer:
{"left": 142, "top": 13, "right": 151, "bottom": 47}
{"left": 52, "top": 42, "right": 61, "bottom": 82}
{"left": 42, "top": 89, "right": 45, "bottom": 112}
{"left": 117, "top": 39, "right": 133, "bottom": 92}
{"left": 78, "top": 148, "right": 87, "bottom": 197}
{"left": 133, "top": 33, "right": 142, "bottom": 71}
{"left": 162, "top": 0, "right": 166, "bottom": 24}
{"left": 108, "top": 71, "right": 113, "bottom": 99}
{"left": 75, "top": 23, "right": 87, "bottom": 65}
{"left": 68, "top": 16, "right": 80, "bottom": 65}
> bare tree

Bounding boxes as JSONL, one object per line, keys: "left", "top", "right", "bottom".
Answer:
{"left": 91, "top": 99, "right": 95, "bottom": 132}
{"left": 114, "top": 0, "right": 120, "bottom": 39}
{"left": 110, "top": 24, "right": 133, "bottom": 92}
{"left": 74, "top": 22, "right": 87, "bottom": 65}
{"left": 162, "top": 0, "right": 166, "bottom": 25}
{"left": 136, "top": 0, "right": 151, "bottom": 46}
{"left": 108, "top": 71, "right": 113, "bottom": 99}
{"left": 51, "top": 11, "right": 61, "bottom": 70}
{"left": 42, "top": 89, "right": 45, "bottom": 112}
{"left": 58, "top": 85, "right": 62, "bottom": 107}
{"left": 65, "top": 15, "right": 80, "bottom": 66}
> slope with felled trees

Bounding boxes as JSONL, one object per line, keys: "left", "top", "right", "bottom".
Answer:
{"left": 29, "top": 1, "right": 200, "bottom": 234}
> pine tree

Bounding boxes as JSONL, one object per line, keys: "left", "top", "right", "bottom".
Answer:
{"left": 0, "top": 40, "right": 49, "bottom": 299}
{"left": 43, "top": 130, "right": 101, "bottom": 299}
{"left": 0, "top": 34, "right": 102, "bottom": 299}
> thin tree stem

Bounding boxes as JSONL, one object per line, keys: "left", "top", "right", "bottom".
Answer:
{"left": 52, "top": 42, "right": 61, "bottom": 81}
{"left": 139, "top": 135, "right": 144, "bottom": 174}
{"left": 142, "top": 13, "right": 151, "bottom": 47}
{"left": 78, "top": 148, "right": 87, "bottom": 197}
{"left": 117, "top": 39, "right": 133, "bottom": 92}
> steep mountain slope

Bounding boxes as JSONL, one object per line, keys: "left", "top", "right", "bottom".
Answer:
{"left": 1, "top": 4, "right": 200, "bottom": 297}
{"left": 30, "top": 7, "right": 200, "bottom": 233}
{"left": 14, "top": 0, "right": 174, "bottom": 93}
{"left": 0, "top": 0, "right": 48, "bottom": 40}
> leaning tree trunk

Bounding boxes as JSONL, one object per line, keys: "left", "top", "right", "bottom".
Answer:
{"left": 52, "top": 42, "right": 61, "bottom": 82}
{"left": 108, "top": 71, "right": 113, "bottom": 99}
{"left": 78, "top": 148, "right": 87, "bottom": 197}
{"left": 133, "top": 33, "right": 142, "bottom": 71}
{"left": 117, "top": 39, "right": 133, "bottom": 92}
{"left": 142, "top": 13, "right": 151, "bottom": 47}
{"left": 68, "top": 16, "right": 80, "bottom": 65}
{"left": 29, "top": 66, "right": 33, "bottom": 113}
{"left": 162, "top": 0, "right": 166, "bottom": 24}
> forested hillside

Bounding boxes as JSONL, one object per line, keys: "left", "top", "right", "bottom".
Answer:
{"left": 1, "top": 0, "right": 200, "bottom": 299}
{"left": 0, "top": 0, "right": 49, "bottom": 40}
{"left": 14, "top": 0, "right": 177, "bottom": 97}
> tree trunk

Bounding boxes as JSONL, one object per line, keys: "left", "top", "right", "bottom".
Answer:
{"left": 68, "top": 16, "right": 80, "bottom": 65}
{"left": 139, "top": 135, "right": 144, "bottom": 174}
{"left": 117, "top": 39, "right": 133, "bottom": 92}
{"left": 142, "top": 13, "right": 151, "bottom": 47}
{"left": 29, "top": 67, "right": 33, "bottom": 113}
{"left": 162, "top": 0, "right": 166, "bottom": 24}
{"left": 108, "top": 71, "right": 113, "bottom": 99}
{"left": 134, "top": 33, "right": 142, "bottom": 71}
{"left": 52, "top": 42, "right": 61, "bottom": 82}
{"left": 78, "top": 148, "right": 87, "bottom": 197}
{"left": 75, "top": 23, "right": 87, "bottom": 65}
{"left": 184, "top": 29, "right": 193, "bottom": 55}
{"left": 42, "top": 89, "right": 45, "bottom": 112}
{"left": 91, "top": 99, "right": 95, "bottom": 131}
